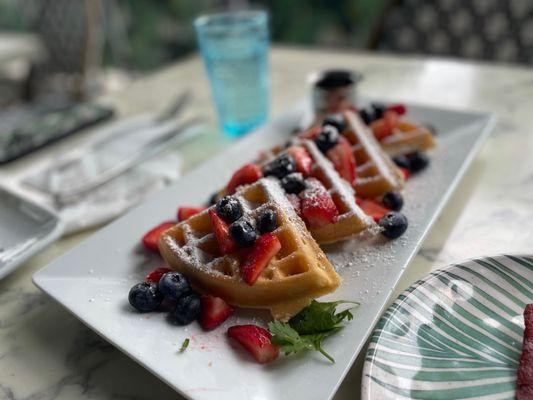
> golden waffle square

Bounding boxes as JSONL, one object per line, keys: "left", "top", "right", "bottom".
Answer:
{"left": 159, "top": 178, "right": 341, "bottom": 321}
{"left": 343, "top": 110, "right": 405, "bottom": 198}
{"left": 380, "top": 120, "right": 436, "bottom": 157}
{"left": 263, "top": 139, "right": 375, "bottom": 244}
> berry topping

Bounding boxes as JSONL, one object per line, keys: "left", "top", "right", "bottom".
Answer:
{"left": 229, "top": 219, "right": 258, "bottom": 247}
{"left": 227, "top": 324, "right": 279, "bottom": 364}
{"left": 358, "top": 198, "right": 391, "bottom": 222}
{"left": 256, "top": 209, "right": 278, "bottom": 234}
{"left": 207, "top": 192, "right": 220, "bottom": 206}
{"left": 382, "top": 191, "right": 404, "bottom": 211}
{"left": 371, "top": 102, "right": 387, "bottom": 119}
{"left": 226, "top": 163, "right": 262, "bottom": 194}
{"left": 200, "top": 295, "right": 234, "bottom": 330}
{"left": 263, "top": 153, "right": 296, "bottom": 179}
{"left": 242, "top": 233, "right": 281, "bottom": 285}
{"left": 209, "top": 209, "right": 237, "bottom": 254}
{"left": 300, "top": 178, "right": 338, "bottom": 228}
{"left": 326, "top": 135, "right": 357, "bottom": 185}
{"left": 371, "top": 110, "right": 398, "bottom": 141}
{"left": 172, "top": 293, "right": 201, "bottom": 325}
{"left": 399, "top": 167, "right": 411, "bottom": 180}
{"left": 286, "top": 194, "right": 302, "bottom": 217}
{"left": 145, "top": 267, "right": 172, "bottom": 283}
{"left": 158, "top": 271, "right": 191, "bottom": 300}
{"left": 177, "top": 206, "right": 206, "bottom": 222}
{"left": 281, "top": 172, "right": 306, "bottom": 194}
{"left": 298, "top": 125, "right": 321, "bottom": 140}
{"left": 314, "top": 125, "right": 340, "bottom": 153}
{"left": 406, "top": 151, "right": 429, "bottom": 172}
{"left": 322, "top": 114, "right": 346, "bottom": 132}
{"left": 379, "top": 211, "right": 408, "bottom": 239}
{"left": 215, "top": 196, "right": 243, "bottom": 223}
{"left": 392, "top": 154, "right": 411, "bottom": 169}
{"left": 286, "top": 146, "right": 313, "bottom": 176}
{"left": 129, "top": 282, "right": 163, "bottom": 312}
{"left": 359, "top": 109, "right": 373, "bottom": 125}
{"left": 141, "top": 221, "right": 175, "bottom": 252}
{"left": 387, "top": 103, "right": 407, "bottom": 115}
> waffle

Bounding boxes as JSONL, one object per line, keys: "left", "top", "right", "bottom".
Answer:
{"left": 262, "top": 139, "right": 375, "bottom": 244}
{"left": 380, "top": 120, "right": 436, "bottom": 157}
{"left": 343, "top": 110, "right": 405, "bottom": 198}
{"left": 159, "top": 178, "right": 340, "bottom": 320}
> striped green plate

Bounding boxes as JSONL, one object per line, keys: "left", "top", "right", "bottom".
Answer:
{"left": 362, "top": 255, "right": 533, "bottom": 400}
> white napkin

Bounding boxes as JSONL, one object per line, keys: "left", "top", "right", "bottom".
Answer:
{"left": 16, "top": 114, "right": 192, "bottom": 235}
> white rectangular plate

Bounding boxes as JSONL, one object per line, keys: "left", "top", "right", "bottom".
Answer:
{"left": 33, "top": 101, "right": 496, "bottom": 400}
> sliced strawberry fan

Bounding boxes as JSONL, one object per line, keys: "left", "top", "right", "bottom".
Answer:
{"left": 209, "top": 210, "right": 237, "bottom": 255}
{"left": 142, "top": 221, "right": 176, "bottom": 252}
{"left": 227, "top": 324, "right": 279, "bottom": 364}
{"left": 300, "top": 178, "right": 339, "bottom": 228}
{"left": 177, "top": 206, "right": 206, "bottom": 222}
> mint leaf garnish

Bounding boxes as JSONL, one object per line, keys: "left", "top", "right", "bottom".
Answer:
{"left": 288, "top": 300, "right": 358, "bottom": 334}
{"left": 268, "top": 300, "right": 358, "bottom": 363}
{"left": 179, "top": 338, "right": 190, "bottom": 353}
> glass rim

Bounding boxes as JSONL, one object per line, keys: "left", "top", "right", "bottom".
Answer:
{"left": 194, "top": 10, "right": 267, "bottom": 32}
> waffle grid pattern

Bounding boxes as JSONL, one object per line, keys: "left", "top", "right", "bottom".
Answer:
{"left": 159, "top": 179, "right": 340, "bottom": 319}
{"left": 343, "top": 111, "right": 405, "bottom": 198}
{"left": 380, "top": 120, "right": 437, "bottom": 156}
{"left": 261, "top": 139, "right": 375, "bottom": 244}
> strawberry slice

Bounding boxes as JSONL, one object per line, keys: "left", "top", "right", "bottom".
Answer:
{"left": 300, "top": 178, "right": 338, "bottom": 228}
{"left": 177, "top": 206, "right": 206, "bottom": 222}
{"left": 209, "top": 209, "right": 237, "bottom": 254}
{"left": 286, "top": 193, "right": 302, "bottom": 217}
{"left": 227, "top": 324, "right": 279, "bottom": 364}
{"left": 387, "top": 103, "right": 407, "bottom": 115}
{"left": 200, "top": 295, "right": 234, "bottom": 330}
{"left": 358, "top": 198, "right": 390, "bottom": 222}
{"left": 371, "top": 110, "right": 399, "bottom": 141}
{"left": 298, "top": 125, "right": 321, "bottom": 140}
{"left": 326, "top": 136, "right": 357, "bottom": 185}
{"left": 227, "top": 163, "right": 262, "bottom": 194}
{"left": 145, "top": 267, "right": 172, "bottom": 283}
{"left": 287, "top": 146, "right": 313, "bottom": 176}
{"left": 142, "top": 221, "right": 176, "bottom": 252}
{"left": 399, "top": 167, "right": 411, "bottom": 180}
{"left": 242, "top": 233, "right": 281, "bottom": 285}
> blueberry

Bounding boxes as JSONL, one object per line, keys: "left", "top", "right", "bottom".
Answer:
{"left": 406, "top": 151, "right": 429, "bottom": 172}
{"left": 322, "top": 114, "right": 346, "bottom": 133}
{"left": 158, "top": 271, "right": 190, "bottom": 300}
{"left": 172, "top": 293, "right": 201, "bottom": 325}
{"left": 263, "top": 153, "right": 296, "bottom": 179}
{"left": 359, "top": 109, "right": 373, "bottom": 125}
{"left": 229, "top": 219, "right": 258, "bottom": 247}
{"left": 371, "top": 102, "right": 387, "bottom": 119}
{"left": 392, "top": 154, "right": 411, "bottom": 169}
{"left": 207, "top": 192, "right": 219, "bottom": 206}
{"left": 281, "top": 172, "right": 306, "bottom": 194}
{"left": 215, "top": 196, "right": 243, "bottom": 223}
{"left": 382, "top": 191, "right": 404, "bottom": 211}
{"left": 379, "top": 211, "right": 408, "bottom": 239}
{"left": 128, "top": 282, "right": 163, "bottom": 312}
{"left": 314, "top": 125, "right": 340, "bottom": 153}
{"left": 257, "top": 209, "right": 278, "bottom": 234}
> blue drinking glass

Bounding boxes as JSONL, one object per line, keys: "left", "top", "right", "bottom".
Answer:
{"left": 194, "top": 11, "right": 269, "bottom": 137}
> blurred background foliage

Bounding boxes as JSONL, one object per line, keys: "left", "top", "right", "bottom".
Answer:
{"left": 0, "top": 0, "right": 386, "bottom": 72}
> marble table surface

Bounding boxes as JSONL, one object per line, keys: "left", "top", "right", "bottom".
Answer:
{"left": 1, "top": 46, "right": 533, "bottom": 400}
